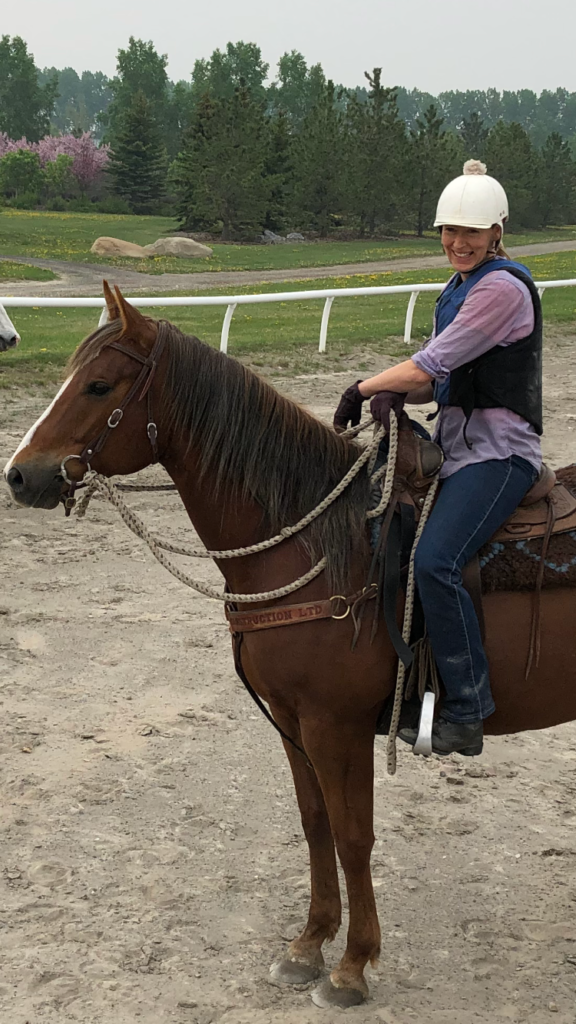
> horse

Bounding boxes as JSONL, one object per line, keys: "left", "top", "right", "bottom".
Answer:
{"left": 4, "top": 283, "right": 576, "bottom": 1010}
{"left": 0, "top": 303, "right": 20, "bottom": 351}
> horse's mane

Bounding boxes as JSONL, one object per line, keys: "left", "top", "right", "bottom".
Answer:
{"left": 69, "top": 320, "right": 371, "bottom": 589}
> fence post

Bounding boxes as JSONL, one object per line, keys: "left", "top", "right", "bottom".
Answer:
{"left": 318, "top": 296, "right": 334, "bottom": 353}
{"left": 220, "top": 303, "right": 237, "bottom": 354}
{"left": 404, "top": 290, "right": 420, "bottom": 343}
{"left": 97, "top": 306, "right": 108, "bottom": 328}
{"left": 538, "top": 287, "right": 546, "bottom": 300}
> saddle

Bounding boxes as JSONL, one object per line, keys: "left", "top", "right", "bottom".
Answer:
{"left": 393, "top": 415, "right": 576, "bottom": 545}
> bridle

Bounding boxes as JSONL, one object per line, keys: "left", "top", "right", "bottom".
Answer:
{"left": 61, "top": 321, "right": 169, "bottom": 515}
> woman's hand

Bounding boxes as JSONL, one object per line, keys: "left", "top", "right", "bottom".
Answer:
{"left": 370, "top": 391, "right": 407, "bottom": 431}
{"left": 333, "top": 380, "right": 365, "bottom": 433}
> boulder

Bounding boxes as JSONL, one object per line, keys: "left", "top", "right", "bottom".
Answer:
{"left": 143, "top": 237, "right": 213, "bottom": 258}
{"left": 261, "top": 229, "right": 287, "bottom": 244}
{"left": 286, "top": 232, "right": 306, "bottom": 241}
{"left": 90, "top": 236, "right": 149, "bottom": 258}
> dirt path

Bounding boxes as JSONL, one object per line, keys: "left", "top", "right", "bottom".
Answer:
{"left": 1, "top": 239, "right": 575, "bottom": 297}
{"left": 1, "top": 332, "right": 576, "bottom": 1023}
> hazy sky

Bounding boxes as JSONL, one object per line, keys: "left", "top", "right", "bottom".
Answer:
{"left": 5, "top": 0, "right": 576, "bottom": 93}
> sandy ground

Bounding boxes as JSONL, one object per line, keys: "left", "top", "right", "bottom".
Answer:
{"left": 1, "top": 239, "right": 576, "bottom": 296}
{"left": 2, "top": 331, "right": 576, "bottom": 1024}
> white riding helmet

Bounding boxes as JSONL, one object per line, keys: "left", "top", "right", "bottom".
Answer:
{"left": 434, "top": 160, "right": 509, "bottom": 233}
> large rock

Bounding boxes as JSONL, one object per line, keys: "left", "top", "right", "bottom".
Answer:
{"left": 144, "top": 237, "right": 213, "bottom": 258}
{"left": 90, "top": 236, "right": 149, "bottom": 258}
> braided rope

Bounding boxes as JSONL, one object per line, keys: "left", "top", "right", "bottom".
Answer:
{"left": 386, "top": 474, "right": 439, "bottom": 776}
{"left": 76, "top": 422, "right": 386, "bottom": 562}
{"left": 73, "top": 413, "right": 434, "bottom": 650}
{"left": 366, "top": 416, "right": 398, "bottom": 520}
{"left": 79, "top": 474, "right": 327, "bottom": 603}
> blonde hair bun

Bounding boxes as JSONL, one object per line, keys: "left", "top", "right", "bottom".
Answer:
{"left": 463, "top": 159, "right": 488, "bottom": 175}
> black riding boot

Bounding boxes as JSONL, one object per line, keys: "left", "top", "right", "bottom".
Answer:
{"left": 398, "top": 714, "right": 483, "bottom": 756}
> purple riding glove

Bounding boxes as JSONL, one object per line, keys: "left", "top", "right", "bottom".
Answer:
{"left": 370, "top": 391, "right": 408, "bottom": 431}
{"left": 333, "top": 380, "right": 365, "bottom": 433}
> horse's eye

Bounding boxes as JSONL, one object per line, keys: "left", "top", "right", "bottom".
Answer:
{"left": 86, "top": 381, "right": 112, "bottom": 397}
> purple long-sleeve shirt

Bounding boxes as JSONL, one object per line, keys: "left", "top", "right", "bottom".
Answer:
{"left": 411, "top": 268, "right": 542, "bottom": 479}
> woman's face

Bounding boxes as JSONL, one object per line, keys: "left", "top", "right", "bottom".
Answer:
{"left": 441, "top": 224, "right": 501, "bottom": 275}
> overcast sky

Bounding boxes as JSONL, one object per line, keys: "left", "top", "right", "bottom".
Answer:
{"left": 5, "top": 0, "right": 576, "bottom": 93}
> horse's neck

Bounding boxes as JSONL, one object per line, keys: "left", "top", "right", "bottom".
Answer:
{"left": 162, "top": 439, "right": 314, "bottom": 596}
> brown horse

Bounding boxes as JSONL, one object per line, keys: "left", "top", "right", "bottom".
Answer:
{"left": 4, "top": 285, "right": 576, "bottom": 1009}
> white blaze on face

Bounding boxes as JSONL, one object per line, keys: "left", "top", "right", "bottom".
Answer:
{"left": 3, "top": 376, "right": 73, "bottom": 476}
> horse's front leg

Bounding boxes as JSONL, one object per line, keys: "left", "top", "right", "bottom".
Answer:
{"left": 302, "top": 717, "right": 380, "bottom": 1008}
{"left": 269, "top": 709, "right": 342, "bottom": 987}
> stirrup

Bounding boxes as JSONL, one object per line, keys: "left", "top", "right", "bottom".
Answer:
{"left": 413, "top": 691, "right": 435, "bottom": 756}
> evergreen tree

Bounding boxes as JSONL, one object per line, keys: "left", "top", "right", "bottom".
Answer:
{"left": 290, "top": 80, "right": 342, "bottom": 235}
{"left": 484, "top": 121, "right": 539, "bottom": 228}
{"left": 106, "top": 91, "right": 167, "bottom": 213}
{"left": 0, "top": 36, "right": 57, "bottom": 141}
{"left": 174, "top": 84, "right": 270, "bottom": 239}
{"left": 537, "top": 132, "right": 576, "bottom": 226}
{"left": 342, "top": 69, "right": 408, "bottom": 236}
{"left": 264, "top": 110, "right": 293, "bottom": 231}
{"left": 409, "top": 105, "right": 461, "bottom": 236}
{"left": 459, "top": 112, "right": 489, "bottom": 160}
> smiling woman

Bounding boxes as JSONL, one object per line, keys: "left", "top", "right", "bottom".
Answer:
{"left": 335, "top": 158, "right": 544, "bottom": 757}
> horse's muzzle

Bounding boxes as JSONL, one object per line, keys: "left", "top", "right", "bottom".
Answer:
{"left": 5, "top": 460, "right": 65, "bottom": 509}
{"left": 0, "top": 331, "right": 19, "bottom": 352}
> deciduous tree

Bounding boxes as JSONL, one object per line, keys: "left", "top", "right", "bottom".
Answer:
{"left": 0, "top": 36, "right": 56, "bottom": 141}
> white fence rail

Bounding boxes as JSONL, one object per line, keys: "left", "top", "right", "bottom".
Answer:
{"left": 2, "top": 277, "right": 576, "bottom": 353}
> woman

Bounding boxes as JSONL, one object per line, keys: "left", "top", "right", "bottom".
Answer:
{"left": 334, "top": 160, "right": 543, "bottom": 756}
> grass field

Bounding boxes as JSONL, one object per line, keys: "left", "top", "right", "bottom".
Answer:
{"left": 2, "top": 209, "right": 576, "bottom": 277}
{"left": 1, "top": 250, "right": 575, "bottom": 389}
{"left": 0, "top": 260, "right": 56, "bottom": 282}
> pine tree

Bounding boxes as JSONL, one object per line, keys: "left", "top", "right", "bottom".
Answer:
{"left": 106, "top": 91, "right": 167, "bottom": 213}
{"left": 173, "top": 84, "right": 270, "bottom": 239}
{"left": 264, "top": 110, "right": 293, "bottom": 231}
{"left": 537, "top": 132, "right": 576, "bottom": 226}
{"left": 409, "top": 105, "right": 461, "bottom": 236}
{"left": 459, "top": 112, "right": 489, "bottom": 160}
{"left": 290, "top": 80, "right": 342, "bottom": 235}
{"left": 484, "top": 121, "right": 539, "bottom": 228}
{"left": 342, "top": 70, "right": 409, "bottom": 236}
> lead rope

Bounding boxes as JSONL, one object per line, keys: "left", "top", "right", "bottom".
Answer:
{"left": 74, "top": 419, "right": 389, "bottom": 593}
{"left": 386, "top": 474, "right": 439, "bottom": 775}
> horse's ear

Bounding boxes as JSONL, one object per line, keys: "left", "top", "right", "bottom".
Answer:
{"left": 113, "top": 285, "right": 155, "bottom": 341}
{"left": 102, "top": 280, "right": 120, "bottom": 321}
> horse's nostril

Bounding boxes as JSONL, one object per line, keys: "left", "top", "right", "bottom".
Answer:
{"left": 6, "top": 466, "right": 24, "bottom": 490}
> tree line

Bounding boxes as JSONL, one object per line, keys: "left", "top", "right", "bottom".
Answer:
{"left": 1, "top": 34, "right": 576, "bottom": 237}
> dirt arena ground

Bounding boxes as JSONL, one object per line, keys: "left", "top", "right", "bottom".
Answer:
{"left": 2, "top": 332, "right": 576, "bottom": 1024}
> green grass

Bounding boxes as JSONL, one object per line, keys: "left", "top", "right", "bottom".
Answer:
{"left": 1, "top": 209, "right": 576, "bottom": 277}
{"left": 0, "top": 260, "right": 56, "bottom": 281}
{"left": 1, "top": 250, "right": 575, "bottom": 389}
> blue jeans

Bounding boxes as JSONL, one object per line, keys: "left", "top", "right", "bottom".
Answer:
{"left": 414, "top": 456, "right": 538, "bottom": 723}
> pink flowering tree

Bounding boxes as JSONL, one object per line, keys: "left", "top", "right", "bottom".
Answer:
{"left": 0, "top": 132, "right": 109, "bottom": 194}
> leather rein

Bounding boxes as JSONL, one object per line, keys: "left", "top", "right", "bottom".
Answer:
{"left": 60, "top": 322, "right": 168, "bottom": 515}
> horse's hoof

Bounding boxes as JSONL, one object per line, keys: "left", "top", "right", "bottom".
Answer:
{"left": 269, "top": 959, "right": 321, "bottom": 986}
{"left": 311, "top": 977, "right": 366, "bottom": 1008}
